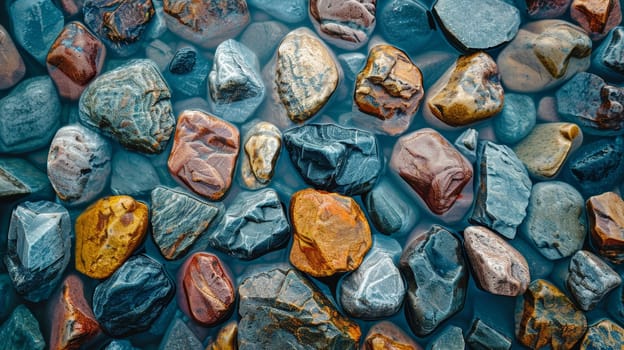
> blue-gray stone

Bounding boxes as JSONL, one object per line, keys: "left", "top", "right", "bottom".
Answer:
{"left": 239, "top": 21, "right": 289, "bottom": 64}
{"left": 470, "top": 141, "right": 532, "bottom": 239}
{"left": 493, "top": 93, "right": 536, "bottom": 144}
{"left": 104, "top": 340, "right": 140, "bottom": 350}
{"left": 0, "top": 274, "right": 18, "bottom": 323}
{"left": 0, "top": 76, "right": 61, "bottom": 154}
{"left": 567, "top": 250, "right": 622, "bottom": 311}
{"left": 609, "top": 279, "right": 624, "bottom": 324}
{"left": 209, "top": 189, "right": 289, "bottom": 260}
{"left": 581, "top": 320, "right": 624, "bottom": 350}
{"left": 159, "top": 318, "right": 203, "bottom": 350}
{"left": 466, "top": 319, "right": 512, "bottom": 350}
{"left": 0, "top": 305, "right": 44, "bottom": 350}
{"left": 111, "top": 150, "right": 160, "bottom": 196}
{"left": 164, "top": 47, "right": 211, "bottom": 98}
{"left": 426, "top": 325, "right": 465, "bottom": 350}
{"left": 8, "top": 0, "right": 63, "bottom": 64}
{"left": 363, "top": 180, "right": 417, "bottom": 234}
{"left": 509, "top": 238, "right": 554, "bottom": 280}
{"left": 593, "top": 26, "right": 624, "bottom": 80}
{"left": 379, "top": 0, "right": 434, "bottom": 51}
{"left": 4, "top": 201, "right": 70, "bottom": 302}
{"left": 93, "top": 254, "right": 175, "bottom": 337}
{"left": 283, "top": 123, "right": 383, "bottom": 196}
{"left": 0, "top": 158, "right": 52, "bottom": 201}
{"left": 454, "top": 128, "right": 479, "bottom": 163}
{"left": 248, "top": 0, "right": 307, "bottom": 23}
{"left": 338, "top": 53, "right": 367, "bottom": 81}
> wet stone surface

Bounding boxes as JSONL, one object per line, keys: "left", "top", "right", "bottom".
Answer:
{"left": 164, "top": 47, "right": 210, "bottom": 98}
{"left": 248, "top": 0, "right": 306, "bottom": 24}
{"left": 571, "top": 0, "right": 622, "bottom": 40}
{"left": 493, "top": 93, "right": 536, "bottom": 145}
{"left": 0, "top": 24, "right": 25, "bottom": 90}
{"left": 364, "top": 180, "right": 414, "bottom": 234}
{"left": 309, "top": 0, "right": 376, "bottom": 50}
{"left": 426, "top": 326, "right": 464, "bottom": 350}
{"left": 206, "top": 321, "right": 237, "bottom": 350}
{"left": 466, "top": 319, "right": 512, "bottom": 350}
{"left": 379, "top": 0, "right": 433, "bottom": 51}
{"left": 240, "top": 121, "right": 281, "bottom": 189}
{"left": 110, "top": 150, "right": 159, "bottom": 196}
{"left": 594, "top": 26, "right": 624, "bottom": 79}
{"left": 580, "top": 319, "right": 624, "bottom": 349}
{"left": 454, "top": 128, "right": 478, "bottom": 163}
{"left": 567, "top": 250, "right": 622, "bottom": 311}
{"left": 0, "top": 275, "right": 18, "bottom": 323}
{"left": 525, "top": 0, "right": 572, "bottom": 19}
{"left": 362, "top": 321, "right": 422, "bottom": 350}
{"left": 0, "top": 305, "right": 45, "bottom": 350}
{"left": 587, "top": 191, "right": 624, "bottom": 264}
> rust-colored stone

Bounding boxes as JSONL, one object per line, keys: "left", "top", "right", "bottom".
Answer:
{"left": 571, "top": 0, "right": 622, "bottom": 40}
{"left": 289, "top": 188, "right": 372, "bottom": 277}
{"left": 587, "top": 191, "right": 624, "bottom": 264}
{"left": 309, "top": 0, "right": 376, "bottom": 49}
{"left": 206, "top": 321, "right": 237, "bottom": 350}
{"left": 75, "top": 196, "right": 149, "bottom": 279}
{"left": 0, "top": 24, "right": 25, "bottom": 90}
{"left": 168, "top": 110, "right": 240, "bottom": 201}
{"left": 526, "top": 0, "right": 572, "bottom": 19}
{"left": 363, "top": 321, "right": 422, "bottom": 350}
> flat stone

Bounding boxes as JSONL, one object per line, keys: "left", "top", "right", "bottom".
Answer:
{"left": 571, "top": 0, "right": 622, "bottom": 40}
{"left": 466, "top": 319, "right": 512, "bottom": 350}
{"left": 515, "top": 279, "right": 587, "bottom": 349}
{"left": 568, "top": 250, "right": 622, "bottom": 311}
{"left": 239, "top": 21, "right": 289, "bottom": 63}
{"left": 580, "top": 319, "right": 624, "bottom": 349}
{"left": 0, "top": 158, "right": 52, "bottom": 202}
{"left": 521, "top": 181, "right": 587, "bottom": 260}
{"left": 587, "top": 191, "right": 624, "bottom": 264}
{"left": 163, "top": 0, "right": 250, "bottom": 48}
{"left": 93, "top": 254, "right": 175, "bottom": 337}
{"left": 399, "top": 225, "right": 468, "bottom": 336}
{"left": 363, "top": 180, "right": 414, "bottom": 234}
{"left": 111, "top": 150, "right": 159, "bottom": 196}
{"left": 354, "top": 44, "right": 424, "bottom": 135}
{"left": 454, "top": 128, "right": 479, "bottom": 163}
{"left": 426, "top": 326, "right": 465, "bottom": 350}
{"left": 593, "top": 26, "right": 624, "bottom": 79}
{"left": 79, "top": 59, "right": 175, "bottom": 154}
{"left": 151, "top": 186, "right": 219, "bottom": 260}
{"left": 497, "top": 20, "right": 591, "bottom": 92}
{"left": 75, "top": 195, "right": 149, "bottom": 279}
{"left": 284, "top": 123, "right": 382, "bottom": 196}
{"left": 164, "top": 47, "right": 211, "bottom": 98}
{"left": 0, "top": 305, "right": 45, "bottom": 350}
{"left": 290, "top": 188, "right": 372, "bottom": 277}
{"left": 159, "top": 318, "right": 203, "bottom": 350}
{"left": 432, "top": 0, "right": 520, "bottom": 51}
{"left": 104, "top": 340, "right": 139, "bottom": 350}
{"left": 390, "top": 128, "right": 472, "bottom": 215}
{"left": 470, "top": 141, "right": 532, "bottom": 239}
{"left": 309, "top": 0, "right": 376, "bottom": 49}
{"left": 167, "top": 109, "right": 239, "bottom": 200}
{"left": 206, "top": 322, "right": 237, "bottom": 350}
{"left": 464, "top": 226, "right": 530, "bottom": 296}
{"left": 248, "top": 0, "right": 306, "bottom": 23}
{"left": 237, "top": 267, "right": 361, "bottom": 349}
{"left": 379, "top": 0, "right": 434, "bottom": 51}
{"left": 4, "top": 201, "right": 71, "bottom": 302}
{"left": 209, "top": 189, "right": 289, "bottom": 260}
{"left": 362, "top": 321, "right": 422, "bottom": 350}
{"left": 493, "top": 93, "right": 537, "bottom": 145}
{"left": 0, "top": 275, "right": 18, "bottom": 323}
{"left": 525, "top": 0, "right": 572, "bottom": 19}
{"left": 240, "top": 122, "right": 281, "bottom": 189}
{"left": 8, "top": 0, "right": 63, "bottom": 64}
{"left": 0, "top": 76, "right": 61, "bottom": 154}
{"left": 0, "top": 24, "right": 25, "bottom": 90}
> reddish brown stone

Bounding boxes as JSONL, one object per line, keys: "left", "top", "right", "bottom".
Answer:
{"left": 46, "top": 21, "right": 106, "bottom": 100}
{"left": 0, "top": 24, "right": 25, "bottom": 90}
{"left": 167, "top": 110, "right": 240, "bottom": 201}
{"left": 363, "top": 321, "right": 422, "bottom": 350}
{"left": 389, "top": 128, "right": 472, "bottom": 215}
{"left": 309, "top": 0, "right": 376, "bottom": 49}
{"left": 587, "top": 191, "right": 624, "bottom": 263}
{"left": 526, "top": 0, "right": 572, "bottom": 19}
{"left": 571, "top": 0, "right": 622, "bottom": 40}
{"left": 206, "top": 321, "right": 237, "bottom": 350}
{"left": 58, "top": 0, "right": 87, "bottom": 17}
{"left": 289, "top": 188, "right": 372, "bottom": 277}
{"left": 178, "top": 253, "right": 235, "bottom": 326}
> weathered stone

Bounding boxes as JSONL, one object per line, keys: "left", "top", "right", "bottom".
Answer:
{"left": 466, "top": 319, "right": 512, "bottom": 350}
{"left": 104, "top": 340, "right": 139, "bottom": 350}
{"left": 426, "top": 326, "right": 464, "bottom": 350}
{"left": 93, "top": 254, "right": 175, "bottom": 337}
{"left": 580, "top": 319, "right": 624, "bottom": 349}
{"left": 515, "top": 279, "right": 587, "bottom": 349}
{"left": 379, "top": 0, "right": 434, "bottom": 51}
{"left": 164, "top": 47, "right": 210, "bottom": 98}
{"left": 0, "top": 158, "right": 52, "bottom": 202}
{"left": 493, "top": 93, "right": 537, "bottom": 145}
{"left": 75, "top": 195, "right": 148, "bottom": 279}
{"left": 363, "top": 321, "right": 422, "bottom": 350}
{"left": 470, "top": 141, "right": 532, "bottom": 239}
{"left": 79, "top": 59, "right": 175, "bottom": 154}
{"left": 240, "top": 122, "right": 281, "bottom": 189}
{"left": 593, "top": 26, "right": 624, "bottom": 79}
{"left": 454, "top": 128, "right": 479, "bottom": 163}
{"left": 571, "top": 0, "right": 622, "bottom": 40}
{"left": 309, "top": 0, "right": 376, "bottom": 50}
{"left": 0, "top": 24, "right": 25, "bottom": 90}
{"left": 290, "top": 188, "right": 372, "bottom": 277}
{"left": 239, "top": 21, "right": 289, "bottom": 63}
{"left": 284, "top": 123, "right": 381, "bottom": 196}
{"left": 151, "top": 186, "right": 219, "bottom": 260}
{"left": 110, "top": 150, "right": 159, "bottom": 196}
{"left": 424, "top": 52, "right": 504, "bottom": 128}
{"left": 400, "top": 225, "right": 468, "bottom": 337}
{"left": 4, "top": 201, "right": 71, "bottom": 302}
{"left": 497, "top": 20, "right": 591, "bottom": 92}
{"left": 248, "top": 0, "right": 306, "bottom": 23}
{"left": 525, "top": 0, "right": 572, "bottom": 19}
{"left": 167, "top": 109, "right": 239, "bottom": 200}
{"left": 159, "top": 318, "right": 203, "bottom": 350}
{"left": 206, "top": 322, "right": 237, "bottom": 350}
{"left": 363, "top": 180, "right": 414, "bottom": 234}
{"left": 163, "top": 0, "right": 250, "bottom": 48}
{"left": 568, "top": 250, "right": 621, "bottom": 311}
{"left": 587, "top": 191, "right": 624, "bottom": 264}
{"left": 237, "top": 267, "right": 361, "bottom": 349}
{"left": 8, "top": 0, "right": 63, "bottom": 64}
{"left": 354, "top": 44, "right": 424, "bottom": 135}
{"left": 0, "top": 76, "right": 61, "bottom": 154}
{"left": 0, "top": 275, "right": 18, "bottom": 323}
{"left": 0, "top": 305, "right": 45, "bottom": 350}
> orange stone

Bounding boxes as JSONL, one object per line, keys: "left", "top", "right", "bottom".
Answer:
{"left": 363, "top": 321, "right": 423, "bottom": 350}
{"left": 75, "top": 195, "right": 148, "bottom": 279}
{"left": 289, "top": 188, "right": 372, "bottom": 277}
{"left": 206, "top": 321, "right": 238, "bottom": 350}
{"left": 571, "top": 0, "right": 622, "bottom": 40}
{"left": 587, "top": 191, "right": 624, "bottom": 263}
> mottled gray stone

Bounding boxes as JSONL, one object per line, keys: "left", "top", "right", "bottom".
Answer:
{"left": 0, "top": 158, "right": 52, "bottom": 201}
{"left": 0, "top": 274, "right": 18, "bottom": 323}
{"left": 363, "top": 180, "right": 416, "bottom": 234}
{"left": 164, "top": 47, "right": 210, "bottom": 98}
{"left": 338, "top": 53, "right": 367, "bottom": 81}
{"left": 594, "top": 26, "right": 624, "bottom": 80}
{"left": 470, "top": 141, "right": 532, "bottom": 239}
{"left": 0, "top": 77, "right": 61, "bottom": 154}
{"left": 104, "top": 340, "right": 139, "bottom": 350}
{"left": 239, "top": 21, "right": 289, "bottom": 63}
{"left": 568, "top": 250, "right": 622, "bottom": 311}
{"left": 467, "top": 319, "right": 512, "bottom": 350}
{"left": 8, "top": 0, "right": 63, "bottom": 64}
{"left": 379, "top": 0, "right": 434, "bottom": 51}
{"left": 240, "top": 121, "right": 282, "bottom": 189}
{"left": 159, "top": 318, "right": 203, "bottom": 350}
{"left": 426, "top": 325, "right": 465, "bottom": 350}
{"left": 0, "top": 305, "right": 44, "bottom": 350}
{"left": 493, "top": 93, "right": 537, "bottom": 145}
{"left": 454, "top": 128, "right": 478, "bottom": 163}
{"left": 111, "top": 150, "right": 159, "bottom": 196}
{"left": 248, "top": 0, "right": 307, "bottom": 23}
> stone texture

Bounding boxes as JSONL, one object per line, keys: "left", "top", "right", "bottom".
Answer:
{"left": 379, "top": 0, "right": 434, "bottom": 51}
{"left": 104, "top": 340, "right": 139, "bottom": 350}
{"left": 151, "top": 186, "right": 219, "bottom": 260}
{"left": 79, "top": 59, "right": 175, "bottom": 154}
{"left": 466, "top": 319, "right": 512, "bottom": 350}
{"left": 239, "top": 21, "right": 289, "bottom": 63}
{"left": 587, "top": 191, "right": 624, "bottom": 264}
{"left": 568, "top": 250, "right": 621, "bottom": 311}
{"left": 362, "top": 321, "right": 422, "bottom": 350}
{"left": 93, "top": 254, "right": 175, "bottom": 337}
{"left": 426, "top": 326, "right": 464, "bottom": 350}
{"left": 47, "top": 124, "right": 111, "bottom": 206}
{"left": 525, "top": 0, "right": 572, "bottom": 18}
{"left": 493, "top": 93, "right": 537, "bottom": 145}
{"left": 110, "top": 150, "right": 159, "bottom": 196}
{"left": 0, "top": 305, "right": 45, "bottom": 350}
{"left": 237, "top": 267, "right": 361, "bottom": 349}
{"left": 290, "top": 188, "right": 372, "bottom": 277}
{"left": 248, "top": 0, "right": 306, "bottom": 23}
{"left": 400, "top": 225, "right": 468, "bottom": 337}
{"left": 0, "top": 275, "right": 18, "bottom": 323}
{"left": 167, "top": 109, "right": 239, "bottom": 200}
{"left": 470, "top": 141, "right": 532, "bottom": 239}
{"left": 0, "top": 24, "right": 25, "bottom": 90}
{"left": 240, "top": 122, "right": 281, "bottom": 189}
{"left": 454, "top": 128, "right": 478, "bottom": 163}
{"left": 515, "top": 279, "right": 587, "bottom": 350}
{"left": 571, "top": 0, "right": 622, "bottom": 40}
{"left": 0, "top": 158, "right": 52, "bottom": 202}
{"left": 284, "top": 123, "right": 382, "bottom": 196}
{"left": 4, "top": 201, "right": 71, "bottom": 302}
{"left": 593, "top": 26, "right": 624, "bottom": 79}
{"left": 363, "top": 180, "right": 413, "bottom": 234}
{"left": 8, "top": 0, "right": 63, "bottom": 64}
{"left": 164, "top": 47, "right": 211, "bottom": 98}
{"left": 75, "top": 195, "right": 149, "bottom": 279}
{"left": 159, "top": 318, "right": 203, "bottom": 350}
{"left": 309, "top": 0, "right": 376, "bottom": 49}
{"left": 580, "top": 319, "right": 624, "bottom": 350}
{"left": 207, "top": 322, "right": 237, "bottom": 350}
{"left": 497, "top": 20, "right": 591, "bottom": 92}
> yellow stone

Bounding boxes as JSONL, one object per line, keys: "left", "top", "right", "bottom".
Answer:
{"left": 206, "top": 321, "right": 238, "bottom": 350}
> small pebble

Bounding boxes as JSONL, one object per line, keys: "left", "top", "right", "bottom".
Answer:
{"left": 165, "top": 47, "right": 211, "bottom": 98}
{"left": 206, "top": 322, "right": 238, "bottom": 350}
{"left": 240, "top": 122, "right": 281, "bottom": 189}
{"left": 362, "top": 321, "right": 422, "bottom": 350}
{"left": 454, "top": 128, "right": 479, "bottom": 163}
{"left": 593, "top": 26, "right": 624, "bottom": 80}
{"left": 524, "top": 0, "right": 572, "bottom": 19}
{"left": 364, "top": 180, "right": 416, "bottom": 234}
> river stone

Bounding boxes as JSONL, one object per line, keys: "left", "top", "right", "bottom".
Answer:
{"left": 0, "top": 76, "right": 61, "bottom": 154}
{"left": 151, "top": 186, "right": 219, "bottom": 260}
{"left": 8, "top": 0, "right": 63, "bottom": 65}
{"left": 568, "top": 250, "right": 621, "bottom": 311}
{"left": 466, "top": 319, "right": 512, "bottom": 350}
{"left": 493, "top": 93, "right": 537, "bottom": 145}
{"left": 0, "top": 275, "right": 18, "bottom": 323}
{"left": 0, "top": 24, "right": 25, "bottom": 90}
{"left": 379, "top": 0, "right": 434, "bottom": 51}
{"left": 515, "top": 279, "right": 587, "bottom": 349}
{"left": 79, "top": 59, "right": 175, "bottom": 154}
{"left": 521, "top": 181, "right": 587, "bottom": 260}
{"left": 400, "top": 225, "right": 468, "bottom": 337}
{"left": 587, "top": 191, "right": 624, "bottom": 264}
{"left": 93, "top": 254, "right": 175, "bottom": 337}
{"left": 239, "top": 21, "right": 289, "bottom": 63}
{"left": 580, "top": 319, "right": 624, "bottom": 349}
{"left": 167, "top": 109, "right": 240, "bottom": 200}
{"left": 426, "top": 326, "right": 465, "bottom": 350}
{"left": 237, "top": 267, "right": 361, "bottom": 349}
{"left": 524, "top": 0, "right": 572, "bottom": 18}
{"left": 454, "top": 128, "right": 478, "bottom": 163}
{"left": 206, "top": 322, "right": 237, "bottom": 350}
{"left": 497, "top": 20, "right": 591, "bottom": 92}
{"left": 105, "top": 340, "right": 139, "bottom": 350}
{"left": 111, "top": 150, "right": 159, "bottom": 196}
{"left": 240, "top": 122, "right": 281, "bottom": 189}
{"left": 0, "top": 305, "right": 45, "bottom": 350}
{"left": 4, "top": 201, "right": 70, "bottom": 302}
{"left": 593, "top": 26, "right": 624, "bottom": 79}
{"left": 283, "top": 123, "right": 382, "bottom": 196}
{"left": 164, "top": 47, "right": 211, "bottom": 98}
{"left": 390, "top": 128, "right": 472, "bottom": 215}
{"left": 159, "top": 318, "right": 203, "bottom": 350}
{"left": 209, "top": 189, "right": 289, "bottom": 260}
{"left": 571, "top": 0, "right": 622, "bottom": 40}
{"left": 470, "top": 141, "right": 532, "bottom": 239}
{"left": 0, "top": 158, "right": 52, "bottom": 202}
{"left": 47, "top": 124, "right": 111, "bottom": 206}
{"left": 248, "top": 0, "right": 306, "bottom": 23}
{"left": 309, "top": 0, "right": 376, "bottom": 50}
{"left": 362, "top": 321, "right": 422, "bottom": 350}
{"left": 209, "top": 39, "right": 264, "bottom": 123}
{"left": 363, "top": 180, "right": 414, "bottom": 234}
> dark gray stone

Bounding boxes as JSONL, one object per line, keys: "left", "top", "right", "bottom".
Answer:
{"left": 164, "top": 47, "right": 211, "bottom": 98}
{"left": 338, "top": 53, "right": 367, "bottom": 81}
{"left": 593, "top": 26, "right": 624, "bottom": 80}
{"left": 93, "top": 254, "right": 175, "bottom": 337}
{"left": 111, "top": 150, "right": 159, "bottom": 196}
{"left": 284, "top": 123, "right": 382, "bottom": 196}
{"left": 104, "top": 340, "right": 140, "bottom": 350}
{"left": 239, "top": 21, "right": 289, "bottom": 64}
{"left": 379, "top": 0, "right": 434, "bottom": 51}
{"left": 470, "top": 141, "right": 532, "bottom": 239}
{"left": 493, "top": 93, "right": 536, "bottom": 145}
{"left": 169, "top": 47, "right": 196, "bottom": 74}
{"left": 426, "top": 325, "right": 465, "bottom": 350}
{"left": 159, "top": 318, "right": 203, "bottom": 350}
{"left": 247, "top": 0, "right": 307, "bottom": 23}
{"left": 454, "top": 128, "right": 478, "bottom": 163}
{"left": 363, "top": 180, "right": 415, "bottom": 234}
{"left": 568, "top": 250, "right": 622, "bottom": 311}
{"left": 0, "top": 305, "right": 44, "bottom": 350}
{"left": 0, "top": 158, "right": 52, "bottom": 201}
{"left": 581, "top": 319, "right": 624, "bottom": 350}
{"left": 467, "top": 319, "right": 512, "bottom": 350}
{"left": 8, "top": 0, "right": 63, "bottom": 64}
{"left": 0, "top": 274, "right": 17, "bottom": 323}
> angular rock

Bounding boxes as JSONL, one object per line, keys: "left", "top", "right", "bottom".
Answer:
{"left": 568, "top": 250, "right": 621, "bottom": 311}
{"left": 167, "top": 110, "right": 239, "bottom": 200}
{"left": 571, "top": 0, "right": 622, "bottom": 40}
{"left": 237, "top": 267, "right": 361, "bottom": 349}
{"left": 525, "top": 0, "right": 572, "bottom": 19}
{"left": 290, "top": 188, "right": 372, "bottom": 277}
{"left": 4, "top": 201, "right": 71, "bottom": 302}
{"left": 0, "top": 275, "right": 18, "bottom": 323}
{"left": 239, "top": 21, "right": 289, "bottom": 63}
{"left": 363, "top": 180, "right": 414, "bottom": 234}
{"left": 454, "top": 128, "right": 479, "bottom": 163}
{"left": 79, "top": 59, "right": 175, "bottom": 154}
{"left": 8, "top": 0, "right": 63, "bottom": 64}
{"left": 493, "top": 93, "right": 536, "bottom": 145}
{"left": 362, "top": 321, "right": 422, "bottom": 350}
{"left": 151, "top": 186, "right": 219, "bottom": 260}
{"left": 580, "top": 319, "right": 624, "bottom": 349}
{"left": 284, "top": 123, "right": 382, "bottom": 196}
{"left": 466, "top": 319, "right": 512, "bottom": 350}
{"left": 75, "top": 196, "right": 149, "bottom": 279}
{"left": 0, "top": 158, "right": 52, "bottom": 202}
{"left": 587, "top": 191, "right": 624, "bottom": 264}
{"left": 593, "top": 26, "right": 624, "bottom": 79}
{"left": 159, "top": 318, "right": 203, "bottom": 350}
{"left": 110, "top": 150, "right": 159, "bottom": 196}
{"left": 0, "top": 305, "right": 45, "bottom": 350}
{"left": 426, "top": 326, "right": 465, "bottom": 350}
{"left": 309, "top": 0, "right": 376, "bottom": 49}
{"left": 379, "top": 0, "right": 434, "bottom": 51}
{"left": 240, "top": 122, "right": 281, "bottom": 189}
{"left": 399, "top": 225, "right": 468, "bottom": 336}
{"left": 0, "top": 24, "right": 25, "bottom": 90}
{"left": 164, "top": 47, "right": 210, "bottom": 98}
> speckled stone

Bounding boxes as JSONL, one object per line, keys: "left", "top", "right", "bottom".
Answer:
{"left": 0, "top": 305, "right": 45, "bottom": 350}
{"left": 0, "top": 158, "right": 52, "bottom": 202}
{"left": 525, "top": 0, "right": 572, "bottom": 19}
{"left": 379, "top": 0, "right": 434, "bottom": 51}
{"left": 111, "top": 150, "right": 159, "bottom": 196}
{"left": 240, "top": 122, "right": 281, "bottom": 189}
{"left": 309, "top": 0, "right": 376, "bottom": 50}
{"left": 8, "top": 0, "right": 63, "bottom": 65}
{"left": 0, "top": 24, "right": 25, "bottom": 90}
{"left": 164, "top": 47, "right": 211, "bottom": 98}
{"left": 363, "top": 321, "right": 422, "bottom": 350}
{"left": 571, "top": 0, "right": 622, "bottom": 40}
{"left": 493, "top": 93, "right": 537, "bottom": 145}
{"left": 580, "top": 319, "right": 624, "bottom": 349}
{"left": 466, "top": 319, "right": 512, "bottom": 350}
{"left": 568, "top": 250, "right": 621, "bottom": 311}
{"left": 159, "top": 318, "right": 203, "bottom": 350}
{"left": 454, "top": 128, "right": 478, "bottom": 163}
{"left": 239, "top": 21, "right": 289, "bottom": 64}
{"left": 587, "top": 192, "right": 624, "bottom": 264}
{"left": 0, "top": 275, "right": 18, "bottom": 323}
{"left": 248, "top": 0, "right": 306, "bottom": 23}
{"left": 363, "top": 180, "right": 414, "bottom": 234}
{"left": 206, "top": 322, "right": 237, "bottom": 350}
{"left": 426, "top": 326, "right": 465, "bottom": 350}
{"left": 593, "top": 26, "right": 624, "bottom": 79}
